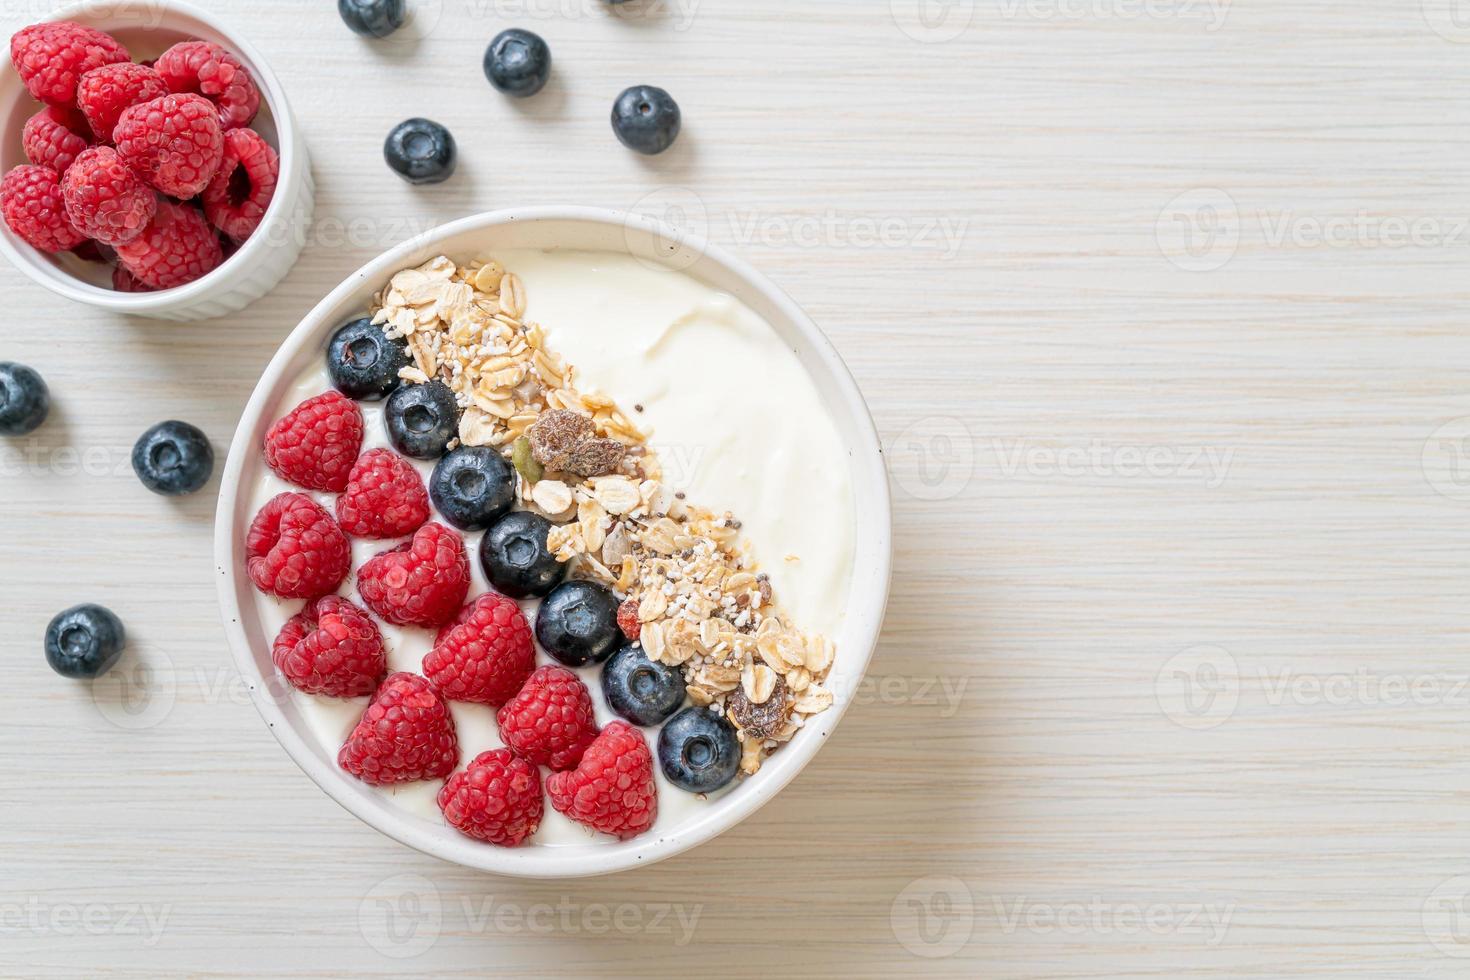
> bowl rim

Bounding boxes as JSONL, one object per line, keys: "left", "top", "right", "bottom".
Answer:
{"left": 0, "top": 0, "right": 302, "bottom": 313}
{"left": 213, "top": 206, "right": 892, "bottom": 877}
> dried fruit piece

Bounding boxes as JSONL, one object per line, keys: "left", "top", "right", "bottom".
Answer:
{"left": 566, "top": 437, "right": 625, "bottom": 478}
{"left": 512, "top": 435, "right": 542, "bottom": 483}
{"left": 526, "top": 409, "right": 592, "bottom": 470}
{"left": 728, "top": 674, "right": 791, "bottom": 740}
{"left": 616, "top": 598, "right": 640, "bottom": 642}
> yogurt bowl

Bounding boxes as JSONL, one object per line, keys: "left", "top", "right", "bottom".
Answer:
{"left": 214, "top": 207, "right": 890, "bottom": 877}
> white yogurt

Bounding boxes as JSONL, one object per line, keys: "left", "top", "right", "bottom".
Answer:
{"left": 246, "top": 249, "right": 854, "bottom": 847}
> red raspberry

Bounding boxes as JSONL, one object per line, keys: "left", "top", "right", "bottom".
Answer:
{"left": 496, "top": 665, "right": 599, "bottom": 771}
{"left": 154, "top": 40, "right": 260, "bottom": 130}
{"left": 245, "top": 492, "right": 352, "bottom": 599}
{"left": 335, "top": 448, "right": 428, "bottom": 539}
{"left": 113, "top": 199, "right": 223, "bottom": 289}
{"left": 616, "top": 598, "right": 641, "bottom": 642}
{"left": 338, "top": 672, "right": 459, "bottom": 786}
{"left": 262, "top": 390, "right": 364, "bottom": 493}
{"left": 202, "top": 127, "right": 278, "bottom": 242}
{"left": 76, "top": 62, "right": 168, "bottom": 145}
{"left": 357, "top": 522, "right": 471, "bottom": 628}
{"left": 10, "top": 21, "right": 129, "bottom": 106}
{"left": 546, "top": 721, "right": 658, "bottom": 840}
{"left": 423, "top": 593, "right": 536, "bottom": 707}
{"left": 114, "top": 93, "right": 223, "bottom": 198}
{"left": 272, "top": 595, "right": 386, "bottom": 698}
{"left": 0, "top": 165, "right": 84, "bottom": 253}
{"left": 112, "top": 264, "right": 152, "bottom": 292}
{"left": 438, "top": 749, "right": 543, "bottom": 846}
{"left": 22, "top": 105, "right": 91, "bottom": 174}
{"left": 61, "top": 146, "right": 155, "bottom": 246}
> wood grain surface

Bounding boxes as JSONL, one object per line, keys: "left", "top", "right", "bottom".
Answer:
{"left": 6, "top": 0, "right": 1470, "bottom": 976}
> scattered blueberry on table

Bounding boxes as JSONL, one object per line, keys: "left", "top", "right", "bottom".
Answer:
{"left": 327, "top": 317, "right": 410, "bottom": 400}
{"left": 603, "top": 644, "right": 687, "bottom": 726}
{"left": 479, "top": 510, "right": 565, "bottom": 599}
{"left": 132, "top": 420, "right": 214, "bottom": 495}
{"left": 0, "top": 362, "right": 49, "bottom": 436}
{"left": 535, "top": 579, "right": 622, "bottom": 667}
{"left": 383, "top": 118, "right": 457, "bottom": 185}
{"left": 430, "top": 446, "right": 517, "bottom": 531}
{"left": 384, "top": 378, "right": 459, "bottom": 458}
{"left": 45, "top": 603, "right": 126, "bottom": 679}
{"left": 484, "top": 28, "right": 552, "bottom": 98}
{"left": 612, "top": 85, "right": 681, "bottom": 155}
{"left": 658, "top": 707, "right": 740, "bottom": 793}
{"left": 338, "top": 0, "right": 406, "bottom": 38}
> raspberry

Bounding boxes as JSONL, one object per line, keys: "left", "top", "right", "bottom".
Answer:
{"left": 424, "top": 593, "right": 536, "bottom": 707}
{"left": 10, "top": 22, "right": 129, "bottom": 106}
{"left": 114, "top": 93, "right": 223, "bottom": 198}
{"left": 272, "top": 595, "right": 386, "bottom": 698}
{"left": 113, "top": 200, "right": 223, "bottom": 289}
{"left": 616, "top": 598, "right": 640, "bottom": 642}
{"left": 357, "top": 522, "right": 471, "bottom": 628}
{"left": 262, "top": 390, "right": 364, "bottom": 493}
{"left": 546, "top": 721, "right": 657, "bottom": 840}
{"left": 1, "top": 166, "right": 84, "bottom": 253}
{"left": 202, "top": 127, "right": 278, "bottom": 242}
{"left": 154, "top": 40, "right": 260, "bottom": 130}
{"left": 496, "top": 665, "right": 599, "bottom": 771}
{"left": 22, "top": 105, "right": 91, "bottom": 174}
{"left": 61, "top": 146, "right": 155, "bottom": 246}
{"left": 338, "top": 672, "right": 459, "bottom": 786}
{"left": 245, "top": 492, "right": 352, "bottom": 599}
{"left": 76, "top": 62, "right": 168, "bottom": 145}
{"left": 112, "top": 264, "right": 152, "bottom": 292}
{"left": 438, "top": 749, "right": 543, "bottom": 846}
{"left": 335, "top": 448, "right": 429, "bottom": 539}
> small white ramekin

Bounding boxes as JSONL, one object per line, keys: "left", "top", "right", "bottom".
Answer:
{"left": 214, "top": 208, "right": 892, "bottom": 878}
{"left": 0, "top": 0, "right": 312, "bottom": 321}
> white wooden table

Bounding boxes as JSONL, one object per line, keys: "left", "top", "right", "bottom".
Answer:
{"left": 6, "top": 0, "right": 1470, "bottom": 975}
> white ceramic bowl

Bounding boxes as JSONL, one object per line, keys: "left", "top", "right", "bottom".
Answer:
{"left": 214, "top": 208, "right": 891, "bottom": 877}
{"left": 0, "top": 0, "right": 312, "bottom": 321}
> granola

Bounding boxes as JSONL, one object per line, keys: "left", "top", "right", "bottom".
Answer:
{"left": 371, "top": 255, "right": 837, "bottom": 777}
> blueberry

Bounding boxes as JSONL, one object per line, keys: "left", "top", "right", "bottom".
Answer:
{"left": 327, "top": 318, "right": 410, "bottom": 400}
{"left": 535, "top": 580, "right": 620, "bottom": 666}
{"left": 602, "top": 644, "right": 686, "bottom": 726}
{"left": 131, "top": 421, "right": 213, "bottom": 496}
{"left": 338, "top": 0, "right": 405, "bottom": 37}
{"left": 45, "top": 604, "right": 126, "bottom": 679}
{"left": 611, "top": 85, "right": 681, "bottom": 156}
{"left": 430, "top": 446, "right": 516, "bottom": 531}
{"left": 483, "top": 29, "right": 551, "bottom": 98}
{"left": 658, "top": 707, "right": 740, "bottom": 793}
{"left": 385, "top": 380, "right": 459, "bottom": 459}
{"left": 479, "top": 510, "right": 565, "bottom": 599}
{"left": 0, "top": 362, "right": 49, "bottom": 436}
{"left": 384, "top": 118, "right": 457, "bottom": 185}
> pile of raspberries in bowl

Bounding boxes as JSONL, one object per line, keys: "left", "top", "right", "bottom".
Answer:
{"left": 3, "top": 21, "right": 278, "bottom": 291}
